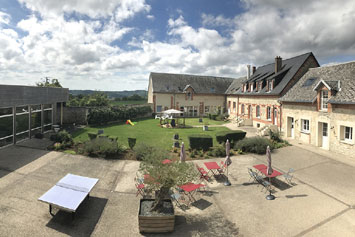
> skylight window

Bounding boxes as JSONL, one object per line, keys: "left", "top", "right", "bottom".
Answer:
{"left": 302, "top": 78, "right": 316, "bottom": 87}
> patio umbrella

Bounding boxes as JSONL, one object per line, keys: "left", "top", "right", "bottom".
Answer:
{"left": 180, "top": 142, "right": 186, "bottom": 162}
{"left": 224, "top": 140, "right": 232, "bottom": 186}
{"left": 266, "top": 145, "right": 275, "bottom": 200}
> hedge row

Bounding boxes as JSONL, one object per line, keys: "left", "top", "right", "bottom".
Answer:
{"left": 87, "top": 106, "right": 152, "bottom": 125}
{"left": 188, "top": 134, "right": 213, "bottom": 151}
{"left": 216, "top": 130, "right": 247, "bottom": 144}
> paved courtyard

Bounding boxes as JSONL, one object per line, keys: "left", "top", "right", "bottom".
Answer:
{"left": 0, "top": 140, "right": 354, "bottom": 236}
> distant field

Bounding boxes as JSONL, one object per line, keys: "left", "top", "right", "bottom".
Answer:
{"left": 109, "top": 100, "right": 147, "bottom": 106}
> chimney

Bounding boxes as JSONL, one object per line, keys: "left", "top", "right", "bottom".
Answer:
{"left": 252, "top": 66, "right": 256, "bottom": 75}
{"left": 247, "top": 65, "right": 251, "bottom": 79}
{"left": 275, "top": 56, "right": 282, "bottom": 73}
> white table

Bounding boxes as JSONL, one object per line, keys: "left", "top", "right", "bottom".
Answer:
{"left": 38, "top": 174, "right": 99, "bottom": 218}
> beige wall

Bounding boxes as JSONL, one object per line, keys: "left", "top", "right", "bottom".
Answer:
{"left": 153, "top": 92, "right": 226, "bottom": 116}
{"left": 282, "top": 103, "right": 355, "bottom": 158}
{"left": 227, "top": 95, "right": 281, "bottom": 128}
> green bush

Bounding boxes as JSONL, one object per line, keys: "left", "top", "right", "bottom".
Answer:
{"left": 216, "top": 130, "right": 247, "bottom": 145}
{"left": 234, "top": 137, "right": 273, "bottom": 154}
{"left": 50, "top": 130, "right": 73, "bottom": 148}
{"left": 268, "top": 130, "right": 283, "bottom": 142}
{"left": 188, "top": 134, "right": 213, "bottom": 151}
{"left": 98, "top": 134, "right": 109, "bottom": 139}
{"left": 83, "top": 137, "right": 119, "bottom": 158}
{"left": 128, "top": 137, "right": 136, "bottom": 149}
{"left": 88, "top": 132, "right": 98, "bottom": 140}
{"left": 210, "top": 114, "right": 218, "bottom": 120}
{"left": 207, "top": 145, "right": 226, "bottom": 157}
{"left": 134, "top": 143, "right": 156, "bottom": 161}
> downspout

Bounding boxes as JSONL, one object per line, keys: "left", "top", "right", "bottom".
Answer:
{"left": 279, "top": 102, "right": 282, "bottom": 133}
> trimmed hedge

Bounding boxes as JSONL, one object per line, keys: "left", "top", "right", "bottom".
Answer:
{"left": 216, "top": 130, "right": 247, "bottom": 144}
{"left": 188, "top": 134, "right": 213, "bottom": 151}
{"left": 88, "top": 105, "right": 152, "bottom": 125}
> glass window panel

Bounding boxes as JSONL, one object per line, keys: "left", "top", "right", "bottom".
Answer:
{"left": 44, "top": 110, "right": 52, "bottom": 125}
{"left": 0, "top": 116, "right": 13, "bottom": 138}
{"left": 31, "top": 112, "right": 41, "bottom": 129}
{"left": 16, "top": 113, "right": 29, "bottom": 134}
{"left": 0, "top": 107, "right": 12, "bottom": 116}
{"left": 16, "top": 106, "right": 29, "bottom": 114}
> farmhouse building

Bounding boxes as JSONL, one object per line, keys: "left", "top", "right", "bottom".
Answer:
{"left": 226, "top": 52, "right": 319, "bottom": 129}
{"left": 147, "top": 72, "right": 244, "bottom": 116}
{"left": 280, "top": 61, "right": 355, "bottom": 156}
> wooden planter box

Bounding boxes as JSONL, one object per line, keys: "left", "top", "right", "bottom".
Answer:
{"left": 138, "top": 199, "right": 175, "bottom": 233}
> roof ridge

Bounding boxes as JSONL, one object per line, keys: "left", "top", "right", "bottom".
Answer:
{"left": 256, "top": 52, "right": 312, "bottom": 69}
{"left": 315, "top": 60, "right": 355, "bottom": 69}
{"left": 150, "top": 72, "right": 236, "bottom": 80}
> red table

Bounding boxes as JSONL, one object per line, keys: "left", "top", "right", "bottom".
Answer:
{"left": 253, "top": 164, "right": 282, "bottom": 178}
{"left": 179, "top": 183, "right": 204, "bottom": 204}
{"left": 204, "top": 161, "right": 221, "bottom": 176}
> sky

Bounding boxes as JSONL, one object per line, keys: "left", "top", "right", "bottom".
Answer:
{"left": 0, "top": 0, "right": 355, "bottom": 91}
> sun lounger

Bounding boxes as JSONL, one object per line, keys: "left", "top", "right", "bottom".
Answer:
{"left": 38, "top": 174, "right": 99, "bottom": 218}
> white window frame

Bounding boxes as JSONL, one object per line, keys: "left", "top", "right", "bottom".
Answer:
{"left": 301, "top": 119, "right": 310, "bottom": 133}
{"left": 267, "top": 107, "right": 271, "bottom": 120}
{"left": 250, "top": 84, "right": 254, "bottom": 91}
{"left": 321, "top": 90, "right": 328, "bottom": 111}
{"left": 256, "top": 105, "right": 260, "bottom": 118}
{"left": 232, "top": 102, "right": 236, "bottom": 113}
{"left": 204, "top": 106, "right": 210, "bottom": 113}
{"left": 340, "top": 125, "right": 353, "bottom": 142}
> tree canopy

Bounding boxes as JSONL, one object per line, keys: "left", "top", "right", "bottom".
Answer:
{"left": 36, "top": 77, "right": 62, "bottom": 88}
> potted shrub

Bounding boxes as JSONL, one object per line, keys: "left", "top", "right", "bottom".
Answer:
{"left": 138, "top": 146, "right": 197, "bottom": 233}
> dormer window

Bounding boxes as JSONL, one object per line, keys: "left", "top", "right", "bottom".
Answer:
{"left": 250, "top": 83, "right": 254, "bottom": 92}
{"left": 321, "top": 90, "right": 328, "bottom": 111}
{"left": 268, "top": 80, "right": 274, "bottom": 91}
{"left": 187, "top": 92, "right": 192, "bottom": 100}
{"left": 259, "top": 82, "right": 263, "bottom": 91}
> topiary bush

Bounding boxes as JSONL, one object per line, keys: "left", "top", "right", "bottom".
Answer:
{"left": 234, "top": 137, "right": 273, "bottom": 154}
{"left": 188, "top": 134, "right": 213, "bottom": 151}
{"left": 88, "top": 132, "right": 98, "bottom": 140}
{"left": 216, "top": 130, "right": 247, "bottom": 145}
{"left": 128, "top": 137, "right": 136, "bottom": 149}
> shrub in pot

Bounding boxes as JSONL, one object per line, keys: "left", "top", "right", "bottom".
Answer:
{"left": 138, "top": 146, "right": 197, "bottom": 233}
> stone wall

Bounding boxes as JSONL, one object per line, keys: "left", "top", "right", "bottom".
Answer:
{"left": 57, "top": 106, "right": 88, "bottom": 125}
{"left": 282, "top": 102, "right": 355, "bottom": 158}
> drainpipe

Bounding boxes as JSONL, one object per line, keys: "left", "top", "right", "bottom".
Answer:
{"left": 279, "top": 102, "right": 282, "bottom": 133}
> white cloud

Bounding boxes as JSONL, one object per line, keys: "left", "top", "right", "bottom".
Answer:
{"left": 1, "top": 0, "right": 355, "bottom": 91}
{"left": 0, "top": 11, "right": 11, "bottom": 25}
{"left": 18, "top": 0, "right": 150, "bottom": 21}
{"left": 201, "top": 13, "right": 235, "bottom": 28}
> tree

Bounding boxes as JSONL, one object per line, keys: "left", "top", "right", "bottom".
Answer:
{"left": 138, "top": 146, "right": 197, "bottom": 213}
{"left": 36, "top": 77, "right": 62, "bottom": 88}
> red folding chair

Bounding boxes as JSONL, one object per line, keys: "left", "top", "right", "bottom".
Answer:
{"left": 196, "top": 164, "right": 210, "bottom": 182}
{"left": 218, "top": 161, "right": 227, "bottom": 175}
{"left": 134, "top": 177, "right": 145, "bottom": 197}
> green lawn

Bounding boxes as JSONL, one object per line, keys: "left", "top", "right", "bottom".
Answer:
{"left": 72, "top": 118, "right": 230, "bottom": 150}
{"left": 109, "top": 100, "right": 147, "bottom": 106}
{"left": 182, "top": 117, "right": 227, "bottom": 125}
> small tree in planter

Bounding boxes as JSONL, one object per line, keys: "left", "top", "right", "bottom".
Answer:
{"left": 139, "top": 146, "right": 197, "bottom": 212}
